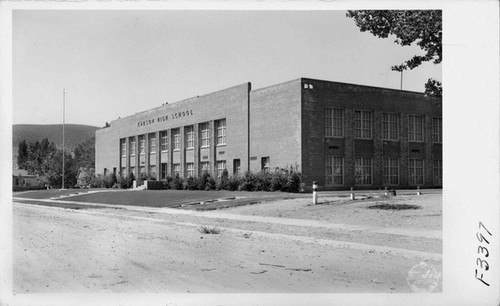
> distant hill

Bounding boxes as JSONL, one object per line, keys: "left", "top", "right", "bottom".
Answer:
{"left": 13, "top": 124, "right": 99, "bottom": 150}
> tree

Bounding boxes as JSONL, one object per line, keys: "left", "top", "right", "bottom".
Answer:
{"left": 346, "top": 10, "right": 442, "bottom": 98}
{"left": 17, "top": 140, "right": 29, "bottom": 169}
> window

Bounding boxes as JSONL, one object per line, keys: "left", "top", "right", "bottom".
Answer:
{"left": 201, "top": 162, "right": 210, "bottom": 174}
{"left": 434, "top": 160, "right": 442, "bottom": 186}
{"left": 185, "top": 125, "right": 194, "bottom": 149}
{"left": 160, "top": 131, "right": 168, "bottom": 151}
{"left": 383, "top": 158, "right": 399, "bottom": 185}
{"left": 200, "top": 122, "right": 210, "bottom": 147}
{"left": 186, "top": 163, "right": 195, "bottom": 177}
{"left": 325, "top": 108, "right": 343, "bottom": 137}
{"left": 148, "top": 165, "right": 157, "bottom": 179}
{"left": 173, "top": 163, "right": 181, "bottom": 177}
{"left": 408, "top": 115, "right": 424, "bottom": 142}
{"left": 148, "top": 133, "right": 156, "bottom": 153}
{"left": 233, "top": 159, "right": 241, "bottom": 176}
{"left": 408, "top": 159, "right": 424, "bottom": 185}
{"left": 354, "top": 110, "right": 372, "bottom": 139}
{"left": 129, "top": 137, "right": 136, "bottom": 156}
{"left": 433, "top": 117, "right": 442, "bottom": 143}
{"left": 261, "top": 157, "right": 270, "bottom": 172}
{"left": 130, "top": 167, "right": 135, "bottom": 176}
{"left": 138, "top": 135, "right": 145, "bottom": 154}
{"left": 382, "top": 113, "right": 399, "bottom": 140}
{"left": 325, "top": 156, "right": 343, "bottom": 185}
{"left": 139, "top": 166, "right": 146, "bottom": 175}
{"left": 355, "top": 157, "right": 372, "bottom": 185}
{"left": 173, "top": 129, "right": 181, "bottom": 150}
{"left": 121, "top": 167, "right": 126, "bottom": 178}
{"left": 215, "top": 119, "right": 226, "bottom": 145}
{"left": 161, "top": 163, "right": 168, "bottom": 179}
{"left": 217, "top": 160, "right": 226, "bottom": 177}
{"left": 120, "top": 139, "right": 126, "bottom": 157}
{"left": 104, "top": 168, "right": 108, "bottom": 176}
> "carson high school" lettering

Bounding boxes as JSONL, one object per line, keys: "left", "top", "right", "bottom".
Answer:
{"left": 137, "top": 109, "right": 194, "bottom": 127}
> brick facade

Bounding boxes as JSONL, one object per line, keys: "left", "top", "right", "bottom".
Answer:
{"left": 96, "top": 78, "right": 442, "bottom": 190}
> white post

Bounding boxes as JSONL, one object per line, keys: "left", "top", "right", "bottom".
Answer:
{"left": 384, "top": 186, "right": 388, "bottom": 196}
{"left": 350, "top": 187, "right": 355, "bottom": 200}
{"left": 417, "top": 186, "right": 421, "bottom": 196}
{"left": 312, "top": 181, "right": 318, "bottom": 204}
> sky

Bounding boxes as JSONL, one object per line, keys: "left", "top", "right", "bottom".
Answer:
{"left": 13, "top": 10, "right": 442, "bottom": 127}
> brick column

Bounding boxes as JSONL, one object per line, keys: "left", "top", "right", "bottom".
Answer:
{"left": 194, "top": 123, "right": 200, "bottom": 177}
{"left": 373, "top": 111, "right": 383, "bottom": 187}
{"left": 144, "top": 134, "right": 149, "bottom": 177}
{"left": 180, "top": 126, "right": 185, "bottom": 177}
{"left": 134, "top": 135, "right": 139, "bottom": 179}
{"left": 344, "top": 108, "right": 355, "bottom": 187}
{"left": 209, "top": 120, "right": 216, "bottom": 176}
{"left": 167, "top": 130, "right": 173, "bottom": 177}
{"left": 155, "top": 131, "right": 161, "bottom": 179}
{"left": 125, "top": 138, "right": 130, "bottom": 176}
{"left": 424, "top": 115, "right": 434, "bottom": 187}
{"left": 400, "top": 114, "right": 409, "bottom": 187}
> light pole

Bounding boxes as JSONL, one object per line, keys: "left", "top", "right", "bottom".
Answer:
{"left": 62, "top": 89, "right": 65, "bottom": 189}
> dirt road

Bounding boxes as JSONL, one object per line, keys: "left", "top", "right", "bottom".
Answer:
{"left": 13, "top": 202, "right": 441, "bottom": 293}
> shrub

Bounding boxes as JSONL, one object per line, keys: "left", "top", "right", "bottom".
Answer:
{"left": 205, "top": 176, "right": 216, "bottom": 190}
{"left": 199, "top": 225, "right": 220, "bottom": 234}
{"left": 170, "top": 174, "right": 183, "bottom": 190}
{"left": 118, "top": 172, "right": 134, "bottom": 189}
{"left": 76, "top": 167, "right": 94, "bottom": 189}
{"left": 184, "top": 176, "right": 199, "bottom": 190}
{"left": 216, "top": 169, "right": 230, "bottom": 190}
{"left": 161, "top": 176, "right": 173, "bottom": 189}
{"left": 226, "top": 175, "right": 241, "bottom": 191}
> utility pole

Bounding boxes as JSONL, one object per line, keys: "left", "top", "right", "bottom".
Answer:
{"left": 62, "top": 89, "right": 65, "bottom": 189}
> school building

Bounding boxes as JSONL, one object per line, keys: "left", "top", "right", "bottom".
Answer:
{"left": 95, "top": 78, "right": 442, "bottom": 190}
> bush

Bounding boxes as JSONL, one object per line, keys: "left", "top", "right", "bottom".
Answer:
{"left": 118, "top": 172, "right": 134, "bottom": 189}
{"left": 91, "top": 174, "right": 114, "bottom": 188}
{"left": 161, "top": 176, "right": 173, "bottom": 189}
{"left": 216, "top": 169, "right": 230, "bottom": 190}
{"left": 170, "top": 174, "right": 183, "bottom": 190}
{"left": 184, "top": 176, "right": 200, "bottom": 190}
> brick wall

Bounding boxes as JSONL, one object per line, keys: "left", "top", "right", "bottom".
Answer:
{"left": 95, "top": 83, "right": 250, "bottom": 177}
{"left": 301, "top": 78, "right": 442, "bottom": 190}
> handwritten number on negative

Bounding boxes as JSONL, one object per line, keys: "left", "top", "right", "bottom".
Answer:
{"left": 475, "top": 222, "right": 492, "bottom": 286}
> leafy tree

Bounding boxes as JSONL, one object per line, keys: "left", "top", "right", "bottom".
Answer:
{"left": 73, "top": 137, "right": 95, "bottom": 169}
{"left": 346, "top": 10, "right": 442, "bottom": 98}
{"left": 17, "top": 140, "right": 29, "bottom": 169}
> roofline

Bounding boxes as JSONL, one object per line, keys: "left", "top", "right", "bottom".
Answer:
{"left": 300, "top": 77, "right": 427, "bottom": 95}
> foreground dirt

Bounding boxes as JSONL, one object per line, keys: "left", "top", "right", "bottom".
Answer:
{"left": 13, "top": 202, "right": 442, "bottom": 293}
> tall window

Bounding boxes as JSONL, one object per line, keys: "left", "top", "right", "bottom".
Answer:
{"left": 130, "top": 167, "right": 135, "bottom": 176}
{"left": 325, "top": 156, "right": 343, "bottom": 185}
{"left": 173, "top": 163, "right": 181, "bottom": 177}
{"left": 383, "top": 158, "right": 399, "bottom": 185}
{"left": 185, "top": 125, "right": 194, "bottom": 149}
{"left": 200, "top": 122, "right": 210, "bottom": 147}
{"left": 120, "top": 167, "right": 126, "bottom": 178}
{"left": 129, "top": 137, "right": 136, "bottom": 156}
{"left": 172, "top": 129, "right": 181, "bottom": 150}
{"left": 433, "top": 117, "right": 442, "bottom": 143}
{"left": 355, "top": 157, "right": 372, "bottom": 185}
{"left": 261, "top": 157, "right": 270, "bottom": 172}
{"left": 186, "top": 163, "right": 195, "bottom": 177}
{"left": 161, "top": 163, "right": 168, "bottom": 179}
{"left": 434, "top": 159, "right": 442, "bottom": 186}
{"left": 120, "top": 139, "right": 126, "bottom": 157}
{"left": 354, "top": 110, "right": 372, "bottom": 139}
{"left": 325, "top": 108, "right": 343, "bottom": 137}
{"left": 408, "top": 115, "right": 424, "bottom": 142}
{"left": 148, "top": 165, "right": 156, "bottom": 179}
{"left": 160, "top": 131, "right": 168, "bottom": 151}
{"left": 217, "top": 161, "right": 226, "bottom": 177}
{"left": 201, "top": 162, "right": 210, "bottom": 173}
{"left": 382, "top": 113, "right": 399, "bottom": 140}
{"left": 408, "top": 159, "right": 424, "bottom": 185}
{"left": 148, "top": 133, "right": 156, "bottom": 153}
{"left": 216, "top": 119, "right": 226, "bottom": 145}
{"left": 233, "top": 159, "right": 241, "bottom": 176}
{"left": 139, "top": 166, "right": 146, "bottom": 175}
{"left": 138, "top": 135, "right": 145, "bottom": 154}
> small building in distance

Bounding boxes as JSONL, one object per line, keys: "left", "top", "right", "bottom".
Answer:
{"left": 95, "top": 78, "right": 442, "bottom": 190}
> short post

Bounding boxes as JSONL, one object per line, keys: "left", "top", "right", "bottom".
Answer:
{"left": 350, "top": 187, "right": 355, "bottom": 200}
{"left": 312, "top": 181, "right": 318, "bottom": 204}
{"left": 384, "top": 186, "right": 388, "bottom": 196}
{"left": 417, "top": 186, "right": 421, "bottom": 196}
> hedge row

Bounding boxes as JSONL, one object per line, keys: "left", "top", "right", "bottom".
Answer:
{"left": 151, "top": 169, "right": 302, "bottom": 193}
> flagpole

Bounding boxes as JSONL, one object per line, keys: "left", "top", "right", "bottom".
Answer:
{"left": 62, "top": 89, "right": 65, "bottom": 189}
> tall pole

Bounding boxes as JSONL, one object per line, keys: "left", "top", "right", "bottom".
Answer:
{"left": 62, "top": 89, "right": 65, "bottom": 189}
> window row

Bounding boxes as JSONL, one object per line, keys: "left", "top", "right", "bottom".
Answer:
{"left": 324, "top": 156, "right": 442, "bottom": 186}
{"left": 324, "top": 108, "right": 442, "bottom": 143}
{"left": 121, "top": 119, "right": 226, "bottom": 157}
